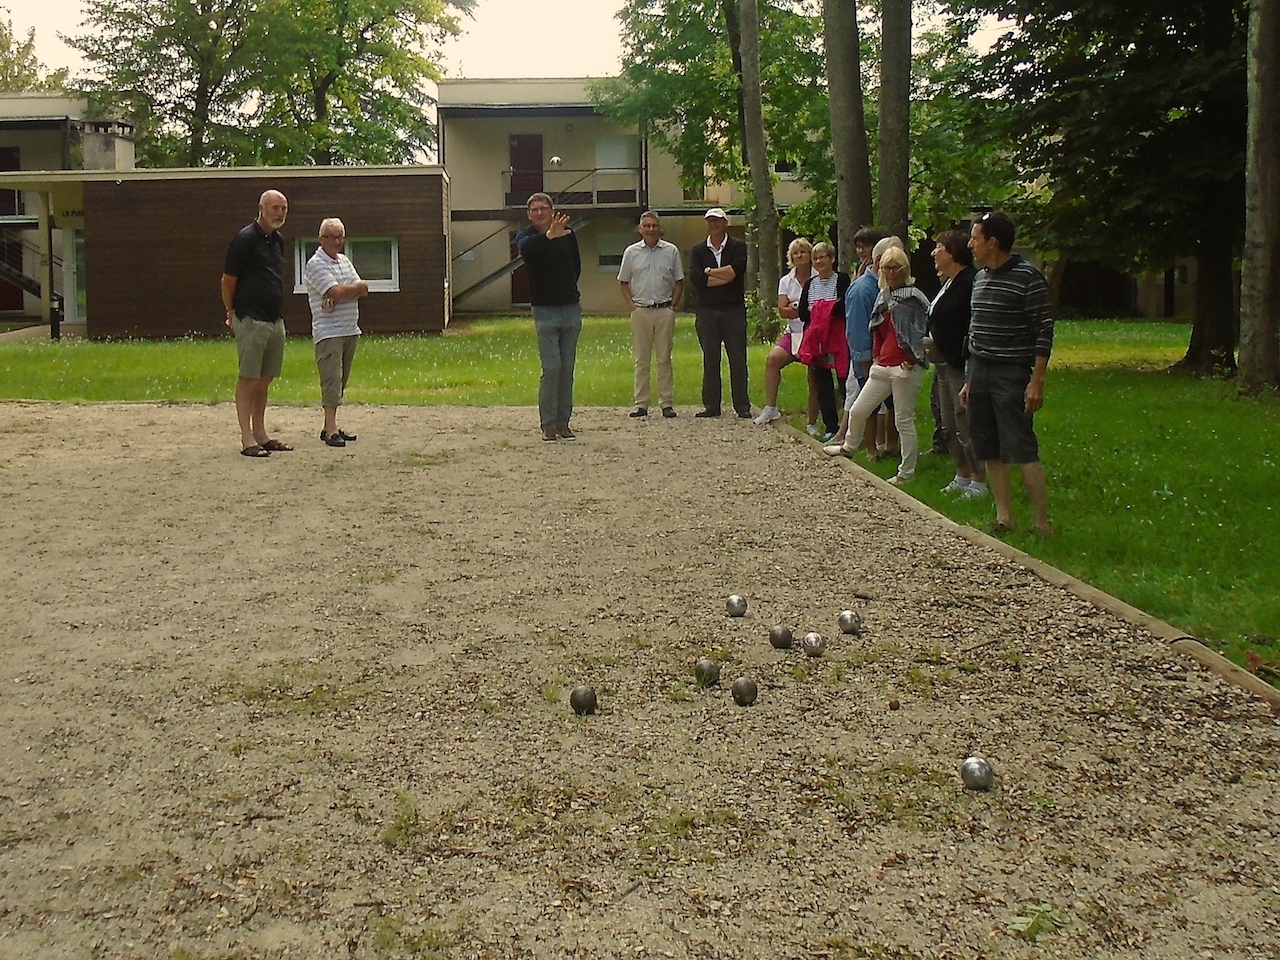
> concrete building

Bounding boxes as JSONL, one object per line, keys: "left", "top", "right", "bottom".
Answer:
{"left": 438, "top": 77, "right": 811, "bottom": 316}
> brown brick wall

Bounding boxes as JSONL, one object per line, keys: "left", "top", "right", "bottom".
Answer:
{"left": 83, "top": 171, "right": 448, "bottom": 339}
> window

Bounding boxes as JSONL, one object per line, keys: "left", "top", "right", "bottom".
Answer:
{"left": 595, "top": 136, "right": 639, "bottom": 173}
{"left": 596, "top": 232, "right": 634, "bottom": 271}
{"left": 773, "top": 159, "right": 800, "bottom": 181}
{"left": 294, "top": 237, "right": 400, "bottom": 293}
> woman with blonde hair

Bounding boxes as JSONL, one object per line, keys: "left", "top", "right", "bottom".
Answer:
{"left": 822, "top": 246, "right": 930, "bottom": 484}
{"left": 754, "top": 237, "right": 821, "bottom": 432}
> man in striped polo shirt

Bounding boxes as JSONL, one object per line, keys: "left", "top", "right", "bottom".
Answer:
{"left": 960, "top": 212, "right": 1054, "bottom": 537}
{"left": 305, "top": 217, "right": 369, "bottom": 447}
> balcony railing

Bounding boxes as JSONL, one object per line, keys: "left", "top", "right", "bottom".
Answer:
{"left": 502, "top": 167, "right": 641, "bottom": 209}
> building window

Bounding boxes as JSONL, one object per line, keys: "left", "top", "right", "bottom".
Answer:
{"left": 597, "top": 232, "right": 633, "bottom": 271}
{"left": 294, "top": 237, "right": 400, "bottom": 293}
{"left": 595, "top": 136, "right": 639, "bottom": 173}
{"left": 773, "top": 159, "right": 800, "bottom": 181}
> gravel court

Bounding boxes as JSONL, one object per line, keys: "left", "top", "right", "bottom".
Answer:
{"left": 0, "top": 401, "right": 1277, "bottom": 960}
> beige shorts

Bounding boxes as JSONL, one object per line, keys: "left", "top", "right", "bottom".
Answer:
{"left": 234, "top": 315, "right": 285, "bottom": 379}
{"left": 315, "top": 335, "right": 359, "bottom": 407}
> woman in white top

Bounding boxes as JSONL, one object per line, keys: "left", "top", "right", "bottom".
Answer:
{"left": 754, "top": 237, "right": 821, "bottom": 429}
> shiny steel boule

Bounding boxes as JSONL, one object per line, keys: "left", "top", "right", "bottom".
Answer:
{"left": 726, "top": 595, "right": 748, "bottom": 617}
{"left": 731, "top": 676, "right": 758, "bottom": 706}
{"left": 960, "top": 756, "right": 995, "bottom": 791}
{"left": 569, "top": 685, "right": 598, "bottom": 716}
{"left": 802, "top": 632, "right": 827, "bottom": 657}
{"left": 694, "top": 658, "right": 721, "bottom": 687}
{"left": 768, "top": 624, "right": 794, "bottom": 649}
{"left": 837, "top": 609, "right": 864, "bottom": 636}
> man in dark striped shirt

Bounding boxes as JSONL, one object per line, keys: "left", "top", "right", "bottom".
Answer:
{"left": 960, "top": 212, "right": 1054, "bottom": 537}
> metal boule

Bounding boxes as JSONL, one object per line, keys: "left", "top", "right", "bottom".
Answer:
{"left": 960, "top": 756, "right": 995, "bottom": 791}
{"left": 768, "top": 624, "right": 793, "bottom": 649}
{"left": 569, "top": 685, "right": 598, "bottom": 716}
{"left": 837, "top": 609, "right": 864, "bottom": 635}
{"left": 726, "top": 595, "right": 748, "bottom": 617}
{"left": 802, "top": 632, "right": 827, "bottom": 657}
{"left": 731, "top": 676, "right": 758, "bottom": 706}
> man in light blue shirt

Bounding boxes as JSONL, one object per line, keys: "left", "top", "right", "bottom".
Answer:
{"left": 618, "top": 211, "right": 684, "bottom": 418}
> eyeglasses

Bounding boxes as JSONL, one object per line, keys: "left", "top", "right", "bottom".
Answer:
{"left": 528, "top": 205, "right": 552, "bottom": 212}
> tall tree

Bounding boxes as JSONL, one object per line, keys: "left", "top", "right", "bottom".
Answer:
{"left": 1239, "top": 0, "right": 1280, "bottom": 391}
{"left": 738, "top": 0, "right": 779, "bottom": 333}
{"left": 70, "top": 0, "right": 472, "bottom": 167}
{"left": 823, "top": 0, "right": 873, "bottom": 269}
{"left": 249, "top": 0, "right": 474, "bottom": 165}
{"left": 952, "top": 0, "right": 1249, "bottom": 376}
{"left": 596, "top": 1, "right": 827, "bottom": 196}
{"left": 71, "top": 0, "right": 259, "bottom": 166}
{"left": 908, "top": 10, "right": 1020, "bottom": 236}
{"left": 1, "top": 14, "right": 68, "bottom": 90}
{"left": 876, "top": 0, "right": 911, "bottom": 240}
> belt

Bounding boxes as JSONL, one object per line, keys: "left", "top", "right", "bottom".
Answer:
{"left": 637, "top": 300, "right": 673, "bottom": 309}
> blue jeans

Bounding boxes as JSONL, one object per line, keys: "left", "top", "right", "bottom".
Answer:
{"left": 531, "top": 304, "right": 582, "bottom": 430}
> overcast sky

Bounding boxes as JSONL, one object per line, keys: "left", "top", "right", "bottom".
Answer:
{"left": 10, "top": 0, "right": 627, "bottom": 78}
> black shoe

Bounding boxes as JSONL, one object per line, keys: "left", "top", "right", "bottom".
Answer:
{"left": 338, "top": 429, "right": 357, "bottom": 442}
{"left": 695, "top": 409, "right": 721, "bottom": 418}
{"left": 629, "top": 407, "right": 648, "bottom": 418}
{"left": 736, "top": 409, "right": 753, "bottom": 419}
{"left": 662, "top": 407, "right": 677, "bottom": 418}
{"left": 320, "top": 430, "right": 346, "bottom": 447}
{"left": 557, "top": 424, "right": 577, "bottom": 440}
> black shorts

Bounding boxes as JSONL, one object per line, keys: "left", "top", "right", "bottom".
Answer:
{"left": 967, "top": 358, "right": 1040, "bottom": 464}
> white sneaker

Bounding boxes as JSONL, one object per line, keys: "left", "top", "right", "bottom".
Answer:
{"left": 823, "top": 444, "right": 852, "bottom": 457}
{"left": 941, "top": 477, "right": 971, "bottom": 494}
{"left": 889, "top": 474, "right": 913, "bottom": 486}
{"left": 753, "top": 405, "right": 781, "bottom": 425}
{"left": 806, "top": 424, "right": 821, "bottom": 437}
{"left": 962, "top": 483, "right": 990, "bottom": 499}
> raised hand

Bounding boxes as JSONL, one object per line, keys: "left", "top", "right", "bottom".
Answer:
{"left": 546, "top": 212, "right": 571, "bottom": 239}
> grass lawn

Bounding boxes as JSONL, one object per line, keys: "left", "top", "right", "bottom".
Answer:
{"left": 2, "top": 316, "right": 1277, "bottom": 681}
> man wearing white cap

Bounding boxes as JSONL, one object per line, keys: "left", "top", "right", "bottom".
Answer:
{"left": 688, "top": 208, "right": 751, "bottom": 417}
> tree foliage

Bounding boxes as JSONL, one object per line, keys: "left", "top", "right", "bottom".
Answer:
{"left": 68, "top": 0, "right": 474, "bottom": 166}
{"left": 593, "top": 0, "right": 828, "bottom": 198}
{"left": 0, "top": 13, "right": 69, "bottom": 91}
{"left": 949, "top": 0, "right": 1249, "bottom": 372}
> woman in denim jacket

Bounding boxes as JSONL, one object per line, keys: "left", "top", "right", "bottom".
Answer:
{"left": 823, "top": 247, "right": 931, "bottom": 485}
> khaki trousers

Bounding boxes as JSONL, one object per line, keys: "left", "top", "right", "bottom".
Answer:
{"left": 630, "top": 305, "right": 676, "bottom": 408}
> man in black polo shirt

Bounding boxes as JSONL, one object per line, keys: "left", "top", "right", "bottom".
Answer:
{"left": 221, "top": 189, "right": 291, "bottom": 458}
{"left": 961, "top": 211, "right": 1054, "bottom": 537}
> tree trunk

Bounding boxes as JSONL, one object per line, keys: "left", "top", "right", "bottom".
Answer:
{"left": 1171, "top": 232, "right": 1239, "bottom": 376}
{"left": 823, "top": 0, "right": 873, "bottom": 270}
{"left": 739, "top": 0, "right": 780, "bottom": 339}
{"left": 721, "top": 0, "right": 749, "bottom": 171}
{"left": 876, "top": 0, "right": 911, "bottom": 241}
{"left": 1239, "top": 0, "right": 1280, "bottom": 392}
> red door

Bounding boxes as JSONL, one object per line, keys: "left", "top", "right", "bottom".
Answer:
{"left": 0, "top": 147, "right": 22, "bottom": 311}
{"left": 508, "top": 134, "right": 543, "bottom": 205}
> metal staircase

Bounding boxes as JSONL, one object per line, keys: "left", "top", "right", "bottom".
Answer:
{"left": 451, "top": 216, "right": 591, "bottom": 307}
{"left": 1, "top": 228, "right": 66, "bottom": 335}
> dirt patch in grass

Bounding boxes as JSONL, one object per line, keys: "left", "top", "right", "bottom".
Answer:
{"left": 1, "top": 401, "right": 1277, "bottom": 959}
